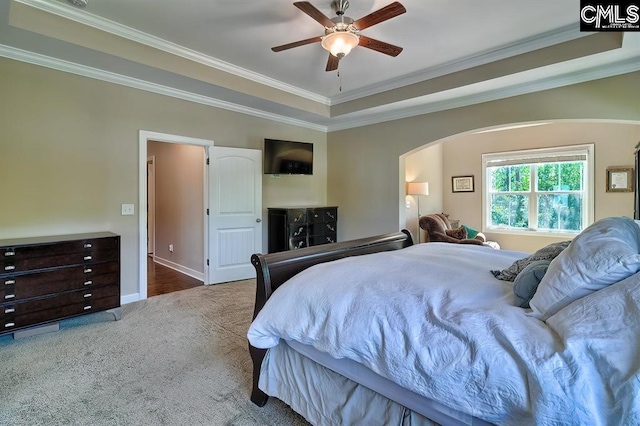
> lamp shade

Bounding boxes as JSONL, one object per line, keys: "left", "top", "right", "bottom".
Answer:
{"left": 321, "top": 31, "right": 359, "bottom": 58}
{"left": 406, "top": 181, "right": 429, "bottom": 196}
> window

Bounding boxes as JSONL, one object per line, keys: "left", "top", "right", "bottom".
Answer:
{"left": 482, "top": 144, "right": 594, "bottom": 235}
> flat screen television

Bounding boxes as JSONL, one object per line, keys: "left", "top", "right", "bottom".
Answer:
{"left": 263, "top": 139, "right": 313, "bottom": 175}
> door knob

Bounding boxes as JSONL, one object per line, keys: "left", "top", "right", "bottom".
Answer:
{"left": 256, "top": 218, "right": 262, "bottom": 223}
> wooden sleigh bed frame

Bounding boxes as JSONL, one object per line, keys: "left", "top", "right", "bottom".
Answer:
{"left": 248, "top": 230, "right": 414, "bottom": 407}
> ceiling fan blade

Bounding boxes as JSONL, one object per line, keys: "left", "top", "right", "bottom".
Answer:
{"left": 359, "top": 35, "right": 403, "bottom": 57}
{"left": 353, "top": 1, "right": 406, "bottom": 30}
{"left": 294, "top": 1, "right": 335, "bottom": 27}
{"left": 272, "top": 36, "right": 322, "bottom": 52}
{"left": 326, "top": 53, "right": 339, "bottom": 72}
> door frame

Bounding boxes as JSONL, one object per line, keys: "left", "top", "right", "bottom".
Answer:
{"left": 147, "top": 156, "right": 156, "bottom": 255}
{"left": 138, "top": 130, "right": 213, "bottom": 301}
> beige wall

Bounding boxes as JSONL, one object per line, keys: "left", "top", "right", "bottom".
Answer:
{"left": 147, "top": 141, "right": 205, "bottom": 275}
{"left": 328, "top": 72, "right": 640, "bottom": 247}
{"left": 441, "top": 122, "right": 639, "bottom": 252}
{"left": 404, "top": 143, "right": 443, "bottom": 242}
{"left": 1, "top": 54, "right": 639, "bottom": 299}
{"left": 0, "top": 58, "right": 327, "bottom": 300}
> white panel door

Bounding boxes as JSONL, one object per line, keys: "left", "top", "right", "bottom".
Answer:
{"left": 208, "top": 147, "right": 262, "bottom": 284}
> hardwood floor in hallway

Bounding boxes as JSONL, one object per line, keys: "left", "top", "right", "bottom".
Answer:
{"left": 147, "top": 256, "right": 203, "bottom": 297}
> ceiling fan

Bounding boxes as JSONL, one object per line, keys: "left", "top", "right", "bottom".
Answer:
{"left": 272, "top": 1, "right": 406, "bottom": 72}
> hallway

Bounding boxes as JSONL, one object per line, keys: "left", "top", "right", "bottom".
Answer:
{"left": 147, "top": 257, "right": 203, "bottom": 297}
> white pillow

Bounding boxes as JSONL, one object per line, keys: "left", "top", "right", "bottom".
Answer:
{"left": 529, "top": 216, "right": 640, "bottom": 320}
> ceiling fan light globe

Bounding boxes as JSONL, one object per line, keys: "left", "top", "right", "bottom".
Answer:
{"left": 321, "top": 31, "right": 359, "bottom": 58}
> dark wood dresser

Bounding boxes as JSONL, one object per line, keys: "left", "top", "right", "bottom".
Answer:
{"left": 268, "top": 206, "right": 338, "bottom": 253}
{"left": 0, "top": 232, "right": 121, "bottom": 337}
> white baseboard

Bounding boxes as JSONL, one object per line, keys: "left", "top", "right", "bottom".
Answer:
{"left": 121, "top": 293, "right": 140, "bottom": 305}
{"left": 153, "top": 256, "right": 205, "bottom": 282}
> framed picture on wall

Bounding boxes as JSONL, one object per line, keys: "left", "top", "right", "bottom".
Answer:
{"left": 606, "top": 166, "right": 633, "bottom": 192}
{"left": 452, "top": 175, "right": 474, "bottom": 193}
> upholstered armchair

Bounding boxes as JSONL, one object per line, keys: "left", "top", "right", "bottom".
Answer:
{"left": 419, "top": 213, "right": 487, "bottom": 245}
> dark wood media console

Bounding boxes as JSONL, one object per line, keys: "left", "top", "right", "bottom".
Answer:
{"left": 0, "top": 232, "right": 121, "bottom": 337}
{"left": 267, "top": 206, "right": 338, "bottom": 253}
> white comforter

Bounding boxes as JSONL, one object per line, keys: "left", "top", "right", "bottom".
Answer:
{"left": 247, "top": 243, "right": 640, "bottom": 425}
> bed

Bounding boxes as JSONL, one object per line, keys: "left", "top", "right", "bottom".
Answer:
{"left": 247, "top": 217, "right": 640, "bottom": 425}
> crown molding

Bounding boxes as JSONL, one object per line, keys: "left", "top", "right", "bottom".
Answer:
{"left": 1, "top": 43, "right": 637, "bottom": 135}
{"left": 0, "top": 44, "right": 328, "bottom": 132}
{"left": 326, "top": 56, "right": 640, "bottom": 132}
{"left": 13, "top": 0, "right": 332, "bottom": 106}
{"left": 330, "top": 24, "right": 584, "bottom": 105}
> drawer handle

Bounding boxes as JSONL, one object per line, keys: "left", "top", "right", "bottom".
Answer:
{"left": 84, "top": 243, "right": 92, "bottom": 248}
{"left": 5, "top": 294, "right": 15, "bottom": 300}
{"left": 84, "top": 293, "right": 92, "bottom": 298}
{"left": 5, "top": 280, "right": 15, "bottom": 285}
{"left": 4, "top": 322, "right": 15, "bottom": 328}
{"left": 4, "top": 251, "right": 15, "bottom": 257}
{"left": 83, "top": 305, "right": 92, "bottom": 311}
{"left": 84, "top": 280, "right": 93, "bottom": 286}
{"left": 84, "top": 268, "right": 92, "bottom": 274}
{"left": 5, "top": 308, "right": 15, "bottom": 314}
{"left": 83, "top": 256, "right": 92, "bottom": 261}
{"left": 4, "top": 265, "right": 15, "bottom": 271}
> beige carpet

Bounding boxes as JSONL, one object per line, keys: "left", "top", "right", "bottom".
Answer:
{"left": 0, "top": 280, "right": 309, "bottom": 426}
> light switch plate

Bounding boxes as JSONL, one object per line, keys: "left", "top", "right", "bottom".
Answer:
{"left": 121, "top": 204, "right": 135, "bottom": 215}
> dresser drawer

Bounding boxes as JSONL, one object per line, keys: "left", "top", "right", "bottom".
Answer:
{"left": 324, "top": 208, "right": 338, "bottom": 222}
{"left": 0, "top": 238, "right": 119, "bottom": 265}
{"left": 309, "top": 209, "right": 325, "bottom": 223}
{"left": 324, "top": 233, "right": 337, "bottom": 244}
{"left": 1, "top": 262, "right": 118, "bottom": 300}
{"left": 1, "top": 284, "right": 119, "bottom": 320}
{"left": 323, "top": 221, "right": 337, "bottom": 235}
{"left": 1, "top": 248, "right": 118, "bottom": 274}
{"left": 310, "top": 233, "right": 337, "bottom": 246}
{"left": 286, "top": 209, "right": 307, "bottom": 224}
{"left": 1, "top": 294, "right": 120, "bottom": 334}
{"left": 288, "top": 224, "right": 307, "bottom": 239}
{"left": 288, "top": 237, "right": 308, "bottom": 250}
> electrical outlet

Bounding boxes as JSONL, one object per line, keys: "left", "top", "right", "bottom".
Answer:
{"left": 121, "top": 204, "right": 135, "bottom": 215}
{"left": 169, "top": 244, "right": 174, "bottom": 252}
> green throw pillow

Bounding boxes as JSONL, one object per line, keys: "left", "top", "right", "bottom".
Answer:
{"left": 461, "top": 225, "right": 479, "bottom": 239}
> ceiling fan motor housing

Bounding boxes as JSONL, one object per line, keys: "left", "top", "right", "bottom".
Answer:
{"left": 331, "top": 0, "right": 350, "bottom": 16}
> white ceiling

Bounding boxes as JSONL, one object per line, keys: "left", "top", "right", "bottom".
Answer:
{"left": 1, "top": 0, "right": 638, "bottom": 130}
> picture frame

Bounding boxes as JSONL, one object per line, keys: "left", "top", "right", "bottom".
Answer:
{"left": 606, "top": 166, "right": 634, "bottom": 193}
{"left": 452, "top": 175, "right": 474, "bottom": 193}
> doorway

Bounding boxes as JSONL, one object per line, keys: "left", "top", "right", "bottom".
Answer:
{"left": 147, "top": 141, "right": 206, "bottom": 296}
{"left": 138, "top": 131, "right": 264, "bottom": 302}
{"left": 138, "top": 131, "right": 213, "bottom": 301}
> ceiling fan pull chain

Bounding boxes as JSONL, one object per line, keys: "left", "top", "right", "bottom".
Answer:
{"left": 337, "top": 69, "right": 342, "bottom": 92}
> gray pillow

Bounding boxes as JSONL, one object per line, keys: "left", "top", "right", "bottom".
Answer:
{"left": 491, "top": 240, "right": 570, "bottom": 281}
{"left": 513, "top": 259, "right": 551, "bottom": 308}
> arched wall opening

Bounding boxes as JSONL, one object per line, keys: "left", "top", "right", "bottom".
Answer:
{"left": 327, "top": 72, "right": 640, "bottom": 249}
{"left": 400, "top": 119, "right": 640, "bottom": 252}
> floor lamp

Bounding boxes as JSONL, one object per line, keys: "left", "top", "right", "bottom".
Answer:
{"left": 406, "top": 182, "right": 429, "bottom": 243}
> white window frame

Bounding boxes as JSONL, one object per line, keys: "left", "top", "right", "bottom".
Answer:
{"left": 482, "top": 144, "right": 594, "bottom": 237}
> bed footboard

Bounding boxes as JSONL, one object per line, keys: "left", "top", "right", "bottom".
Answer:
{"left": 248, "top": 230, "right": 414, "bottom": 406}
